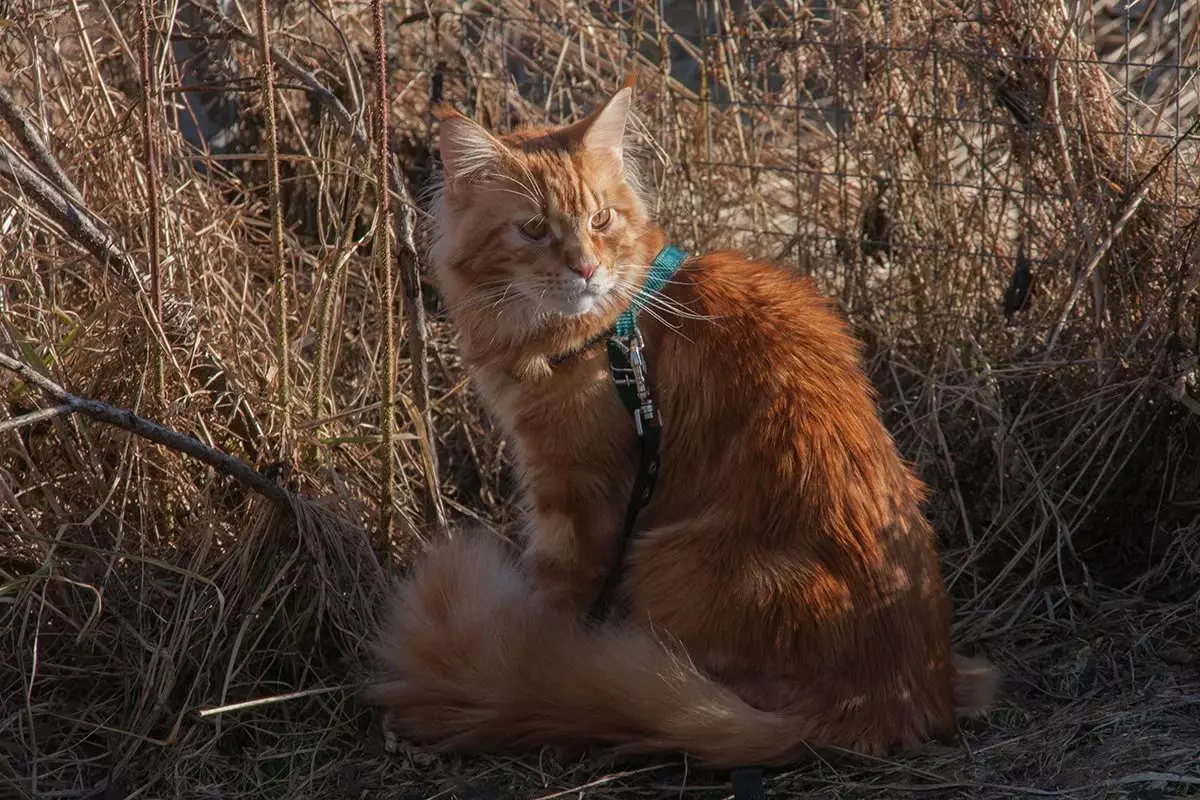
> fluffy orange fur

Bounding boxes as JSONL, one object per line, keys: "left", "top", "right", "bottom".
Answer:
{"left": 371, "top": 87, "right": 997, "bottom": 767}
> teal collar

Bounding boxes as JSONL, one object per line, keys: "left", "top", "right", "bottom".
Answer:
{"left": 545, "top": 244, "right": 688, "bottom": 368}
{"left": 605, "top": 244, "right": 687, "bottom": 425}
{"left": 613, "top": 244, "right": 688, "bottom": 338}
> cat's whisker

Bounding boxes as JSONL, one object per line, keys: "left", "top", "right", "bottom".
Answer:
{"left": 489, "top": 284, "right": 514, "bottom": 312}
{"left": 606, "top": 284, "right": 684, "bottom": 333}
{"left": 508, "top": 160, "right": 544, "bottom": 203}
{"left": 638, "top": 293, "right": 716, "bottom": 323}
{"left": 446, "top": 292, "right": 510, "bottom": 314}
{"left": 609, "top": 278, "right": 713, "bottom": 325}
{"left": 489, "top": 185, "right": 541, "bottom": 206}
{"left": 610, "top": 263, "right": 693, "bottom": 288}
{"left": 633, "top": 303, "right": 684, "bottom": 333}
{"left": 493, "top": 170, "right": 543, "bottom": 207}
{"left": 462, "top": 166, "right": 541, "bottom": 208}
{"left": 446, "top": 285, "right": 521, "bottom": 314}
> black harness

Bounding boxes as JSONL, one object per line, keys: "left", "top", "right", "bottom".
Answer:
{"left": 566, "top": 244, "right": 686, "bottom": 621}
{"left": 589, "top": 332, "right": 665, "bottom": 620}
{"left": 549, "top": 245, "right": 767, "bottom": 799}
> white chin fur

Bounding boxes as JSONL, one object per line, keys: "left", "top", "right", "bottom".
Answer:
{"left": 524, "top": 280, "right": 613, "bottom": 317}
{"left": 557, "top": 293, "right": 603, "bottom": 316}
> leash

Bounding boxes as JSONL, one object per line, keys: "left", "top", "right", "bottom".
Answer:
{"left": 575, "top": 245, "right": 769, "bottom": 800}
{"left": 588, "top": 244, "right": 686, "bottom": 621}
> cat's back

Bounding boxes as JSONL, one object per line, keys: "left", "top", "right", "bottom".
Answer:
{"left": 631, "top": 250, "right": 956, "bottom": 744}
{"left": 653, "top": 249, "right": 879, "bottom": 430}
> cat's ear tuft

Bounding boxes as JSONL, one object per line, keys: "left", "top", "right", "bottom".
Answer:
{"left": 582, "top": 87, "right": 632, "bottom": 163}
{"left": 438, "top": 112, "right": 507, "bottom": 189}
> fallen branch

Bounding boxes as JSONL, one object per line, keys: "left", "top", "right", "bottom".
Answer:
{"left": 0, "top": 351, "right": 294, "bottom": 512}
{"left": 0, "top": 86, "right": 86, "bottom": 206}
{"left": 0, "top": 143, "right": 144, "bottom": 283}
{"left": 0, "top": 116, "right": 266, "bottom": 457}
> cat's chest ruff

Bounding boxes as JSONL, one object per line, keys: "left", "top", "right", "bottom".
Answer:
{"left": 479, "top": 352, "right": 619, "bottom": 435}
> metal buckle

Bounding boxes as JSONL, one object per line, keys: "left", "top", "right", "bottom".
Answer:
{"left": 609, "top": 326, "right": 658, "bottom": 437}
{"left": 626, "top": 332, "right": 657, "bottom": 436}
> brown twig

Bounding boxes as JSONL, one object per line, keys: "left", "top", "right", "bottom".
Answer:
{"left": 1046, "top": 114, "right": 1200, "bottom": 349}
{"left": 200, "top": 2, "right": 444, "bottom": 526}
{"left": 371, "top": 0, "right": 397, "bottom": 551}
{"left": 392, "top": 158, "right": 445, "bottom": 529}
{"left": 256, "top": 0, "right": 292, "bottom": 441}
{"left": 1044, "top": 180, "right": 1151, "bottom": 350}
{"left": 0, "top": 86, "right": 86, "bottom": 206}
{"left": 139, "top": 0, "right": 166, "bottom": 402}
{"left": 0, "top": 139, "right": 267, "bottom": 458}
{"left": 312, "top": 172, "right": 370, "bottom": 427}
{"left": 0, "top": 144, "right": 144, "bottom": 284}
{"left": 198, "top": 5, "right": 369, "bottom": 154}
{"left": 0, "top": 351, "right": 293, "bottom": 511}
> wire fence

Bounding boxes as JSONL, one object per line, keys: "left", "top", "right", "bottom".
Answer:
{"left": 382, "top": 0, "right": 1200, "bottom": 601}
{"left": 269, "top": 0, "right": 1198, "bottom": 405}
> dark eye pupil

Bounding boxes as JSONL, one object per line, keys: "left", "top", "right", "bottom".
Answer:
{"left": 521, "top": 219, "right": 547, "bottom": 239}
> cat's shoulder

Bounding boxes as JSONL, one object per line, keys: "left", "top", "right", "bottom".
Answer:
{"left": 671, "top": 248, "right": 833, "bottom": 312}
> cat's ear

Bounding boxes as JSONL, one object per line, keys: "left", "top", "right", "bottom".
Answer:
{"left": 580, "top": 87, "right": 632, "bottom": 163}
{"left": 435, "top": 108, "right": 508, "bottom": 190}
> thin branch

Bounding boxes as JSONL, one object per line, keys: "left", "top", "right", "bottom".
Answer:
{"left": 139, "top": 0, "right": 166, "bottom": 401}
{"left": 313, "top": 173, "right": 369, "bottom": 426}
{"left": 0, "top": 404, "right": 75, "bottom": 435}
{"left": 196, "top": 1, "right": 443, "bottom": 522}
{"left": 0, "top": 86, "right": 86, "bottom": 206}
{"left": 1045, "top": 182, "right": 1150, "bottom": 350}
{"left": 371, "top": 0, "right": 397, "bottom": 550}
{"left": 0, "top": 144, "right": 145, "bottom": 285}
{"left": 0, "top": 141, "right": 266, "bottom": 458}
{"left": 0, "top": 351, "right": 294, "bottom": 512}
{"left": 256, "top": 0, "right": 292, "bottom": 440}
{"left": 1046, "top": 113, "right": 1200, "bottom": 349}
{"left": 392, "top": 158, "right": 444, "bottom": 529}
{"left": 198, "top": 6, "right": 369, "bottom": 154}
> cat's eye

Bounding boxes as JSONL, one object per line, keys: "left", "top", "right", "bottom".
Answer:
{"left": 590, "top": 208, "right": 614, "bottom": 231}
{"left": 518, "top": 217, "right": 550, "bottom": 243}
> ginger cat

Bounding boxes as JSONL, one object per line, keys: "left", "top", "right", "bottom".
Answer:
{"left": 371, "top": 87, "right": 996, "bottom": 767}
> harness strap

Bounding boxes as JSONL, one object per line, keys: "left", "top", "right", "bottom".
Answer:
{"left": 589, "top": 338, "right": 663, "bottom": 620}
{"left": 584, "top": 249, "right": 765, "bottom": 791}
{"left": 588, "top": 244, "right": 687, "bottom": 621}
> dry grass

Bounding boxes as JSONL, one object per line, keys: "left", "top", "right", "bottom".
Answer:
{"left": 2, "top": 0, "right": 1199, "bottom": 797}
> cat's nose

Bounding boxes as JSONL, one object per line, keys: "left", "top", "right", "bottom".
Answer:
{"left": 569, "top": 261, "right": 599, "bottom": 280}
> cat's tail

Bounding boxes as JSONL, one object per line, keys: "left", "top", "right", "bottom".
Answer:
{"left": 369, "top": 534, "right": 996, "bottom": 769}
